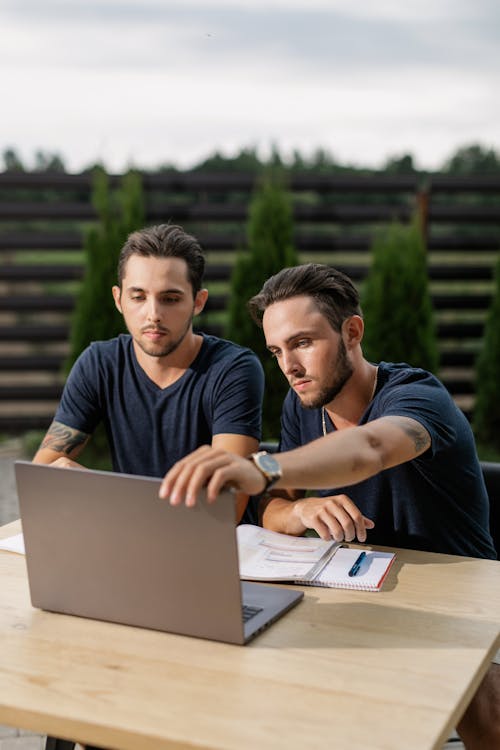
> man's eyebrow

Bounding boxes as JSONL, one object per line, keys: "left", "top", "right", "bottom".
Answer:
{"left": 267, "top": 330, "right": 315, "bottom": 349}
{"left": 285, "top": 330, "right": 315, "bottom": 344}
{"left": 126, "top": 286, "right": 185, "bottom": 294}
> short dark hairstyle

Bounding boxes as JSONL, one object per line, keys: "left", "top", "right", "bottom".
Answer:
{"left": 249, "top": 263, "right": 362, "bottom": 332}
{"left": 117, "top": 224, "right": 205, "bottom": 295}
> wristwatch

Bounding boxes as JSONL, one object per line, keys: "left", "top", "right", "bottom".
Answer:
{"left": 249, "top": 451, "right": 282, "bottom": 492}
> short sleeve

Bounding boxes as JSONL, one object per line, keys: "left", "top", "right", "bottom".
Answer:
{"left": 54, "top": 347, "right": 102, "bottom": 434}
{"left": 376, "top": 376, "right": 459, "bottom": 457}
{"left": 210, "top": 350, "right": 264, "bottom": 440}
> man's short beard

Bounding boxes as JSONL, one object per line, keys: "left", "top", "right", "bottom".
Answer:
{"left": 135, "top": 316, "right": 193, "bottom": 358}
{"left": 137, "top": 337, "right": 185, "bottom": 358}
{"left": 301, "top": 338, "right": 354, "bottom": 410}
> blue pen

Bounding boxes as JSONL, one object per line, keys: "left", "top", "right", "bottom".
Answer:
{"left": 348, "top": 551, "right": 367, "bottom": 577}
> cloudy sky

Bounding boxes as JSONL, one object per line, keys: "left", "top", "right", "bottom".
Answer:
{"left": 1, "top": 0, "right": 499, "bottom": 173}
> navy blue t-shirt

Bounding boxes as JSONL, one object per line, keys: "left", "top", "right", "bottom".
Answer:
{"left": 279, "top": 362, "right": 496, "bottom": 559}
{"left": 55, "top": 333, "right": 264, "bottom": 478}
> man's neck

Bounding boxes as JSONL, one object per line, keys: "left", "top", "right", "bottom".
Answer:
{"left": 133, "top": 332, "right": 204, "bottom": 389}
{"left": 324, "top": 359, "right": 378, "bottom": 430}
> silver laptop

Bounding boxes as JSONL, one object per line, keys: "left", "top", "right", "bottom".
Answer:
{"left": 14, "top": 461, "right": 303, "bottom": 645}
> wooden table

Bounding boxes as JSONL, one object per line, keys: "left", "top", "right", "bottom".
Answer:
{"left": 1, "top": 519, "right": 499, "bottom": 750}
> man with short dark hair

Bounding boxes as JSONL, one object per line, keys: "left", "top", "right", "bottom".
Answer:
{"left": 34, "top": 223, "right": 264, "bottom": 522}
{"left": 163, "top": 262, "right": 499, "bottom": 748}
{"left": 165, "top": 262, "right": 494, "bottom": 557}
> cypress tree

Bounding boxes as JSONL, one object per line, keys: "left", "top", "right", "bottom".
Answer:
{"left": 64, "top": 168, "right": 145, "bottom": 467}
{"left": 225, "top": 174, "right": 298, "bottom": 440}
{"left": 361, "top": 217, "right": 439, "bottom": 373}
{"left": 67, "top": 168, "right": 145, "bottom": 368}
{"left": 473, "top": 251, "right": 500, "bottom": 454}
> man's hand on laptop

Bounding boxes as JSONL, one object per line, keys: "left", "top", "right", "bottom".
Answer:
{"left": 160, "top": 445, "right": 267, "bottom": 507}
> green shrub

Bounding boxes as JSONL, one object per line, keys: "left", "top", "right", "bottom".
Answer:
{"left": 67, "top": 169, "right": 144, "bottom": 367}
{"left": 473, "top": 251, "right": 500, "bottom": 453}
{"left": 225, "top": 174, "right": 298, "bottom": 440}
{"left": 64, "top": 168, "right": 145, "bottom": 469}
{"left": 361, "top": 217, "right": 439, "bottom": 372}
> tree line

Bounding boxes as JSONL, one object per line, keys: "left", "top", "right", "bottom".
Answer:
{"left": 2, "top": 142, "right": 500, "bottom": 176}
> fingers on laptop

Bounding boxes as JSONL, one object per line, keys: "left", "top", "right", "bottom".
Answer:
{"left": 160, "top": 446, "right": 264, "bottom": 507}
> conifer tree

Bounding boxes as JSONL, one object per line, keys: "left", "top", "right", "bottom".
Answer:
{"left": 473, "top": 251, "right": 500, "bottom": 454}
{"left": 361, "top": 217, "right": 439, "bottom": 372}
{"left": 67, "top": 168, "right": 144, "bottom": 368}
{"left": 225, "top": 175, "right": 298, "bottom": 439}
{"left": 65, "top": 168, "right": 145, "bottom": 467}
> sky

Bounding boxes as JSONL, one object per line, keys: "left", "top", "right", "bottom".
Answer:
{"left": 1, "top": 0, "right": 499, "bottom": 173}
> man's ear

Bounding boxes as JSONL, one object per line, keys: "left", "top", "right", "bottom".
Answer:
{"left": 112, "top": 286, "right": 122, "bottom": 314}
{"left": 342, "top": 314, "right": 364, "bottom": 348}
{"left": 193, "top": 288, "right": 209, "bottom": 316}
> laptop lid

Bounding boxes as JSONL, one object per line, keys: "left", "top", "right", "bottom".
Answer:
{"left": 14, "top": 461, "right": 302, "bottom": 645}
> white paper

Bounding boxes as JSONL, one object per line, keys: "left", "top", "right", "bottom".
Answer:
{"left": 237, "top": 524, "right": 337, "bottom": 581}
{"left": 315, "top": 547, "right": 395, "bottom": 589}
{"left": 0, "top": 533, "right": 25, "bottom": 555}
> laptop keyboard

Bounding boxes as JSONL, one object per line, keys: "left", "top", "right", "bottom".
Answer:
{"left": 242, "top": 604, "right": 263, "bottom": 623}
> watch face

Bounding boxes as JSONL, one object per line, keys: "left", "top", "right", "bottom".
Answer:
{"left": 258, "top": 453, "right": 281, "bottom": 476}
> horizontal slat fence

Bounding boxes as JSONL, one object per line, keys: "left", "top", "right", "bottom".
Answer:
{"left": 0, "top": 171, "right": 499, "bottom": 434}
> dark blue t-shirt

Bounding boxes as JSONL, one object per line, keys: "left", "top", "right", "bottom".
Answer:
{"left": 279, "top": 362, "right": 496, "bottom": 559}
{"left": 55, "top": 333, "right": 264, "bottom": 478}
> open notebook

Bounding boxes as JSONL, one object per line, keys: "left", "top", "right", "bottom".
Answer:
{"left": 237, "top": 525, "right": 395, "bottom": 592}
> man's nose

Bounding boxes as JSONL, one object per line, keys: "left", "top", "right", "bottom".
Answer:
{"left": 282, "top": 351, "right": 302, "bottom": 376}
{"left": 146, "top": 299, "right": 161, "bottom": 321}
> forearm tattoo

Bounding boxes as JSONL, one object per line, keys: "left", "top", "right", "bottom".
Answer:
{"left": 41, "top": 421, "right": 89, "bottom": 455}
{"left": 388, "top": 417, "right": 431, "bottom": 454}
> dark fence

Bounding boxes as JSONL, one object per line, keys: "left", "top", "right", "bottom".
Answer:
{"left": 0, "top": 171, "right": 499, "bottom": 434}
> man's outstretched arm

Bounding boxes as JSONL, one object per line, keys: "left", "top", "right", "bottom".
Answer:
{"left": 161, "top": 416, "right": 430, "bottom": 539}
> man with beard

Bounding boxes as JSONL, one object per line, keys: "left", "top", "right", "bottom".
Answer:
{"left": 162, "top": 262, "right": 498, "bottom": 748}
{"left": 164, "top": 263, "right": 494, "bottom": 558}
{"left": 33, "top": 223, "right": 264, "bottom": 523}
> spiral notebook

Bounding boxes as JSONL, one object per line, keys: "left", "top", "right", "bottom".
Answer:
{"left": 237, "top": 525, "right": 395, "bottom": 591}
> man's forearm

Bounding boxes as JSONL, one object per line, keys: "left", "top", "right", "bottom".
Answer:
{"left": 33, "top": 421, "right": 90, "bottom": 464}
{"left": 261, "top": 495, "right": 308, "bottom": 535}
{"left": 32, "top": 448, "right": 66, "bottom": 464}
{"left": 275, "top": 426, "right": 385, "bottom": 492}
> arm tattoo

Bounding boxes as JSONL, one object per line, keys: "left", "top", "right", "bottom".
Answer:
{"left": 387, "top": 417, "right": 431, "bottom": 454}
{"left": 41, "top": 421, "right": 89, "bottom": 455}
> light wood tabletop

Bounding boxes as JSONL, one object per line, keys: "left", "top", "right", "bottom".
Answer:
{"left": 1, "top": 519, "right": 499, "bottom": 750}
